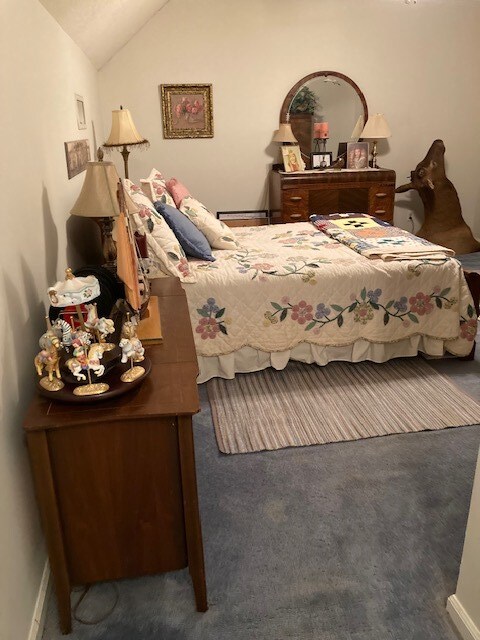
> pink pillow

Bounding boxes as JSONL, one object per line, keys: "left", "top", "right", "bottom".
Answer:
{"left": 166, "top": 178, "right": 191, "bottom": 208}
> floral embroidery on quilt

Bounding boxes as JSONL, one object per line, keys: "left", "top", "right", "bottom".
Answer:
{"left": 264, "top": 286, "right": 461, "bottom": 331}
{"left": 195, "top": 298, "right": 229, "bottom": 339}
{"left": 227, "top": 248, "right": 330, "bottom": 282}
{"left": 460, "top": 304, "right": 477, "bottom": 341}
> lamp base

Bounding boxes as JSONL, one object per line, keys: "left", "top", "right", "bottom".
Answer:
{"left": 120, "top": 146, "right": 130, "bottom": 180}
{"left": 370, "top": 140, "right": 378, "bottom": 169}
{"left": 96, "top": 217, "right": 117, "bottom": 270}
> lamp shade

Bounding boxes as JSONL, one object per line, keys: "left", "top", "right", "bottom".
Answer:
{"left": 361, "top": 114, "right": 391, "bottom": 139}
{"left": 272, "top": 123, "right": 298, "bottom": 143}
{"left": 350, "top": 115, "right": 365, "bottom": 140}
{"left": 70, "top": 161, "right": 138, "bottom": 218}
{"left": 104, "top": 107, "right": 148, "bottom": 147}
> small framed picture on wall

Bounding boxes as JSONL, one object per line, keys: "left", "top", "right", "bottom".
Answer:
{"left": 75, "top": 94, "right": 86, "bottom": 130}
{"left": 311, "top": 152, "right": 333, "bottom": 169}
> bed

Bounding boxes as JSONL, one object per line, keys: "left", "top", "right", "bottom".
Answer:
{"left": 124, "top": 175, "right": 475, "bottom": 383}
{"left": 174, "top": 222, "right": 476, "bottom": 383}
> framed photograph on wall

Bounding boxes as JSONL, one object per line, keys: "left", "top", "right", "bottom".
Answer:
{"left": 282, "top": 145, "right": 304, "bottom": 172}
{"left": 311, "top": 152, "right": 333, "bottom": 169}
{"left": 64, "top": 139, "right": 91, "bottom": 179}
{"left": 346, "top": 141, "right": 369, "bottom": 169}
{"left": 75, "top": 94, "right": 86, "bottom": 130}
{"left": 160, "top": 84, "right": 213, "bottom": 139}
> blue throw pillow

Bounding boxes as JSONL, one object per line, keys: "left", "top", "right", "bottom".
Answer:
{"left": 154, "top": 201, "right": 215, "bottom": 262}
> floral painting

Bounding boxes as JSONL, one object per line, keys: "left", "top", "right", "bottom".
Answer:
{"left": 160, "top": 84, "right": 213, "bottom": 139}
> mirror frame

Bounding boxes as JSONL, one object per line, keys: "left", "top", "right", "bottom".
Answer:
{"left": 280, "top": 70, "right": 368, "bottom": 132}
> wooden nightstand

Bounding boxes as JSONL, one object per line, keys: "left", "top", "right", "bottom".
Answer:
{"left": 23, "top": 278, "right": 207, "bottom": 634}
{"left": 270, "top": 167, "right": 396, "bottom": 224}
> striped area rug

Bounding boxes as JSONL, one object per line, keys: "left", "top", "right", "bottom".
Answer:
{"left": 206, "top": 358, "right": 480, "bottom": 454}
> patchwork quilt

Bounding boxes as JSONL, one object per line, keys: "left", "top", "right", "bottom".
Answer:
{"left": 311, "top": 214, "right": 455, "bottom": 262}
{"left": 182, "top": 222, "right": 475, "bottom": 358}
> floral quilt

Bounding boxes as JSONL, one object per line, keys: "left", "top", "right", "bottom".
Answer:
{"left": 182, "top": 223, "right": 476, "bottom": 358}
{"left": 311, "top": 214, "right": 455, "bottom": 262}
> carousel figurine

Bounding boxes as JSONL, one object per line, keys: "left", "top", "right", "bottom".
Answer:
{"left": 47, "top": 268, "right": 110, "bottom": 396}
{"left": 48, "top": 268, "right": 100, "bottom": 332}
{"left": 34, "top": 318, "right": 64, "bottom": 391}
{"left": 85, "top": 303, "right": 115, "bottom": 351}
{"left": 119, "top": 316, "right": 145, "bottom": 383}
{"left": 65, "top": 335, "right": 109, "bottom": 396}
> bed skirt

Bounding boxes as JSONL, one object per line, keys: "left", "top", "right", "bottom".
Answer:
{"left": 196, "top": 336, "right": 454, "bottom": 383}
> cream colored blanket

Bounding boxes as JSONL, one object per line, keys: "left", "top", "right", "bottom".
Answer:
{"left": 311, "top": 214, "right": 455, "bottom": 262}
{"left": 182, "top": 223, "right": 475, "bottom": 358}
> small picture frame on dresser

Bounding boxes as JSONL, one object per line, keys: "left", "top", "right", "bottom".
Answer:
{"left": 311, "top": 152, "right": 332, "bottom": 170}
{"left": 346, "top": 141, "right": 369, "bottom": 170}
{"left": 281, "top": 145, "right": 304, "bottom": 172}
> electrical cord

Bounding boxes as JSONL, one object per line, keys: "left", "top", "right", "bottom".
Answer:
{"left": 73, "top": 583, "right": 120, "bottom": 626}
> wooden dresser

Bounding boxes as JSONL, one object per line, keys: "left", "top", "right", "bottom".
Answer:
{"left": 24, "top": 277, "right": 207, "bottom": 634}
{"left": 270, "top": 167, "right": 396, "bottom": 224}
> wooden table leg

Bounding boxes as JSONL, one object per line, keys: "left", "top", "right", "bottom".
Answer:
{"left": 177, "top": 416, "right": 208, "bottom": 612}
{"left": 27, "top": 432, "right": 72, "bottom": 634}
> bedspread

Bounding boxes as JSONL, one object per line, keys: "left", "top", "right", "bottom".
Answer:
{"left": 182, "top": 223, "right": 476, "bottom": 358}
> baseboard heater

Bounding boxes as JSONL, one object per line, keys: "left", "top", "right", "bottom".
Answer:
{"left": 217, "top": 210, "right": 269, "bottom": 221}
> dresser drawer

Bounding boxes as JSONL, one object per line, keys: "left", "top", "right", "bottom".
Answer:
{"left": 281, "top": 189, "right": 309, "bottom": 222}
{"left": 369, "top": 186, "right": 394, "bottom": 221}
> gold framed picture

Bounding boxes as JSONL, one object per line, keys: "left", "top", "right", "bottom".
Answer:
{"left": 281, "top": 145, "right": 304, "bottom": 172}
{"left": 160, "top": 84, "right": 213, "bottom": 139}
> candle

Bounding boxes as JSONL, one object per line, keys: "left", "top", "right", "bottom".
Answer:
{"left": 314, "top": 122, "right": 329, "bottom": 139}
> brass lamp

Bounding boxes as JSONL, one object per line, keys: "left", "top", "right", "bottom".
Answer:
{"left": 360, "top": 113, "right": 391, "bottom": 168}
{"left": 103, "top": 106, "right": 149, "bottom": 179}
{"left": 70, "top": 149, "right": 139, "bottom": 269}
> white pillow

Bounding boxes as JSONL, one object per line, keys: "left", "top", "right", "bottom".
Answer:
{"left": 140, "top": 169, "right": 176, "bottom": 208}
{"left": 179, "top": 196, "right": 239, "bottom": 250}
{"left": 123, "top": 179, "right": 196, "bottom": 283}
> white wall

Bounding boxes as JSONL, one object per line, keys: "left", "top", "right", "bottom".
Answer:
{"left": 447, "top": 448, "right": 480, "bottom": 639}
{"left": 0, "top": 0, "right": 103, "bottom": 638}
{"left": 98, "top": 0, "right": 480, "bottom": 234}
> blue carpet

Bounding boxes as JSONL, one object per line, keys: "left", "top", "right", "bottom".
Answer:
{"left": 43, "top": 356, "right": 480, "bottom": 640}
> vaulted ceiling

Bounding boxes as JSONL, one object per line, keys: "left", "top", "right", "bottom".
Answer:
{"left": 39, "top": 0, "right": 170, "bottom": 69}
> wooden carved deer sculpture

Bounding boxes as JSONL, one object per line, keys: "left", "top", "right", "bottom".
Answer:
{"left": 396, "top": 139, "right": 480, "bottom": 255}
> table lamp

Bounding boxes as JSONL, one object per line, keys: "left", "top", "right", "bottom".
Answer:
{"left": 103, "top": 106, "right": 149, "bottom": 179}
{"left": 70, "top": 148, "right": 139, "bottom": 269}
{"left": 272, "top": 123, "right": 298, "bottom": 144}
{"left": 360, "top": 113, "right": 391, "bottom": 168}
{"left": 350, "top": 115, "right": 365, "bottom": 141}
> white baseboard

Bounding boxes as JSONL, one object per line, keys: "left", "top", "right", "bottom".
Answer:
{"left": 447, "top": 594, "right": 480, "bottom": 640}
{"left": 27, "top": 560, "right": 51, "bottom": 640}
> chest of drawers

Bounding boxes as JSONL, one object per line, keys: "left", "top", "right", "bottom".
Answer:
{"left": 270, "top": 167, "right": 396, "bottom": 224}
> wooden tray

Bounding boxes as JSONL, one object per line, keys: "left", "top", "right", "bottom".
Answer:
{"left": 37, "top": 357, "right": 151, "bottom": 404}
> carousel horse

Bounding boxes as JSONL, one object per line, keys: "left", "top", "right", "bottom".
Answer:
{"left": 52, "top": 318, "right": 73, "bottom": 348}
{"left": 34, "top": 331, "right": 62, "bottom": 383}
{"left": 119, "top": 321, "right": 145, "bottom": 363}
{"left": 66, "top": 341, "right": 106, "bottom": 381}
{"left": 85, "top": 304, "right": 115, "bottom": 343}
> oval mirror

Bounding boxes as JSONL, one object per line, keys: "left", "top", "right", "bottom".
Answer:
{"left": 279, "top": 71, "right": 368, "bottom": 168}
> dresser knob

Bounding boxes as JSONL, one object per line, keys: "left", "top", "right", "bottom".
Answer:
{"left": 289, "top": 196, "right": 302, "bottom": 202}
{"left": 375, "top": 192, "right": 387, "bottom": 198}
{"left": 290, "top": 213, "right": 302, "bottom": 219}
{"left": 375, "top": 209, "right": 387, "bottom": 215}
